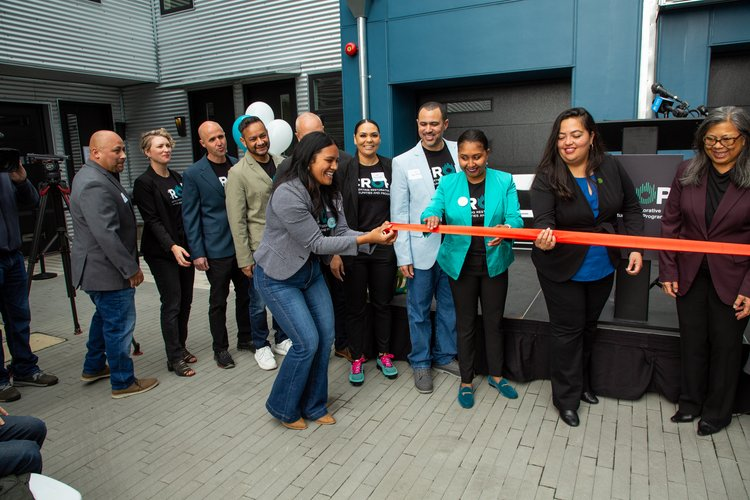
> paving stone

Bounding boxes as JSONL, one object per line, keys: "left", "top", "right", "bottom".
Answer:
{"left": 1, "top": 255, "right": 742, "bottom": 499}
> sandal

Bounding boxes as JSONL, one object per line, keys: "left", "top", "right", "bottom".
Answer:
{"left": 182, "top": 349, "right": 197, "bottom": 364}
{"left": 168, "top": 359, "right": 196, "bottom": 377}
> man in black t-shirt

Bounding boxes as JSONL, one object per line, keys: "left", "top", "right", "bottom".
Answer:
{"left": 182, "top": 121, "right": 251, "bottom": 369}
{"left": 390, "top": 102, "right": 461, "bottom": 393}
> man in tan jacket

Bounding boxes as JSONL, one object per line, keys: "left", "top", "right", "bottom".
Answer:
{"left": 226, "top": 116, "right": 290, "bottom": 370}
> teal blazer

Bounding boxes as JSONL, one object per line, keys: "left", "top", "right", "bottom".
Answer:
{"left": 421, "top": 168, "right": 523, "bottom": 279}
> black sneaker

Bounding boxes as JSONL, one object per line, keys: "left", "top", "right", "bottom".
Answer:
{"left": 0, "top": 384, "right": 21, "bottom": 402}
{"left": 13, "top": 371, "right": 59, "bottom": 387}
{"left": 214, "top": 350, "right": 236, "bottom": 369}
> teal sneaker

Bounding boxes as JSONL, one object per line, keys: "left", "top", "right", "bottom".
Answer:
{"left": 488, "top": 376, "right": 518, "bottom": 399}
{"left": 376, "top": 353, "right": 398, "bottom": 379}
{"left": 457, "top": 386, "right": 474, "bottom": 409}
{"left": 349, "top": 356, "right": 365, "bottom": 386}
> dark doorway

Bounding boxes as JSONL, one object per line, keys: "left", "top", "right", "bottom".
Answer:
{"left": 187, "top": 86, "right": 236, "bottom": 161}
{"left": 417, "top": 79, "right": 571, "bottom": 175}
{"left": 708, "top": 48, "right": 750, "bottom": 114}
{"left": 243, "top": 78, "right": 297, "bottom": 155}
{"left": 58, "top": 100, "right": 114, "bottom": 182}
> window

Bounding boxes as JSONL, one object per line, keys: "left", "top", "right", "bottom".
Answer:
{"left": 160, "top": 0, "right": 193, "bottom": 15}
{"left": 309, "top": 72, "right": 344, "bottom": 149}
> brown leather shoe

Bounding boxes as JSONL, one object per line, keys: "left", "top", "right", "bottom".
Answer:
{"left": 111, "top": 378, "right": 159, "bottom": 399}
{"left": 281, "top": 418, "right": 307, "bottom": 430}
{"left": 315, "top": 413, "right": 336, "bottom": 425}
{"left": 81, "top": 365, "right": 111, "bottom": 383}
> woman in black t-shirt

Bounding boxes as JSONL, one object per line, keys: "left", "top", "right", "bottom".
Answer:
{"left": 338, "top": 119, "right": 398, "bottom": 386}
{"left": 133, "top": 128, "right": 197, "bottom": 377}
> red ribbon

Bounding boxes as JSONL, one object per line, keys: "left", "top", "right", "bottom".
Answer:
{"left": 389, "top": 223, "right": 750, "bottom": 257}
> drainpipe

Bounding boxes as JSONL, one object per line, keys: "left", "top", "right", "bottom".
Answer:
{"left": 347, "top": 0, "right": 372, "bottom": 119}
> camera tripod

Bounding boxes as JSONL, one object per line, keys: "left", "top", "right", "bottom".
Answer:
{"left": 26, "top": 178, "right": 82, "bottom": 335}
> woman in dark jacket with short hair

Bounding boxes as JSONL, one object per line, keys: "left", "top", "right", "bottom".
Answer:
{"left": 660, "top": 106, "right": 750, "bottom": 436}
{"left": 133, "top": 128, "right": 196, "bottom": 377}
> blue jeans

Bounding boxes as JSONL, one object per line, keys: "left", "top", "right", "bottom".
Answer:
{"left": 0, "top": 251, "right": 39, "bottom": 383}
{"left": 247, "top": 275, "right": 288, "bottom": 349}
{"left": 83, "top": 288, "right": 136, "bottom": 390}
{"left": 254, "top": 260, "right": 334, "bottom": 423}
{"left": 0, "top": 415, "right": 46, "bottom": 476}
{"left": 406, "top": 263, "right": 457, "bottom": 369}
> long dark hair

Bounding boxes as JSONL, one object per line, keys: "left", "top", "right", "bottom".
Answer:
{"left": 680, "top": 106, "right": 750, "bottom": 188}
{"left": 534, "top": 107, "right": 606, "bottom": 200}
{"left": 273, "top": 131, "right": 339, "bottom": 215}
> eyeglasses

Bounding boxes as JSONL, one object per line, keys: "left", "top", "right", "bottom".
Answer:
{"left": 703, "top": 135, "right": 742, "bottom": 147}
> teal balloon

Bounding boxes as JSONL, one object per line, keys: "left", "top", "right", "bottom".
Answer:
{"left": 233, "top": 114, "right": 252, "bottom": 152}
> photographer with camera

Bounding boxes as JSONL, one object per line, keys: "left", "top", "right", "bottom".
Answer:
{"left": 0, "top": 151, "right": 58, "bottom": 402}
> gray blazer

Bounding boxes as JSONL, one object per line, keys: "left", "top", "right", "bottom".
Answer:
{"left": 254, "top": 178, "right": 369, "bottom": 280}
{"left": 70, "top": 160, "right": 140, "bottom": 291}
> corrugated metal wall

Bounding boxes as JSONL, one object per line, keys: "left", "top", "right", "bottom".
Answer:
{"left": 0, "top": 76, "right": 124, "bottom": 176}
{"left": 156, "top": 0, "right": 342, "bottom": 86}
{"left": 0, "top": 75, "right": 125, "bottom": 234}
{"left": 121, "top": 85, "right": 193, "bottom": 180}
{"left": 0, "top": 0, "right": 157, "bottom": 83}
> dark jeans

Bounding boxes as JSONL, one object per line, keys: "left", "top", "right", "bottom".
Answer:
{"left": 144, "top": 255, "right": 195, "bottom": 363}
{"left": 0, "top": 415, "right": 46, "bottom": 476}
{"left": 0, "top": 251, "right": 39, "bottom": 384}
{"left": 537, "top": 271, "right": 614, "bottom": 411}
{"left": 205, "top": 256, "right": 251, "bottom": 352}
{"left": 676, "top": 267, "right": 749, "bottom": 426}
{"left": 342, "top": 245, "right": 397, "bottom": 359}
{"left": 322, "top": 262, "right": 348, "bottom": 351}
{"left": 247, "top": 275, "right": 288, "bottom": 349}
{"left": 449, "top": 254, "right": 508, "bottom": 384}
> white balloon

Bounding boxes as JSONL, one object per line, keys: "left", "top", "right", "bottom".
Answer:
{"left": 244, "top": 102, "right": 274, "bottom": 126}
{"left": 267, "top": 119, "right": 294, "bottom": 156}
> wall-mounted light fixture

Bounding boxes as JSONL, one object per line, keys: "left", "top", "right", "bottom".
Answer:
{"left": 174, "top": 116, "right": 187, "bottom": 137}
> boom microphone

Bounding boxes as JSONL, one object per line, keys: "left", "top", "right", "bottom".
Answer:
{"left": 651, "top": 82, "right": 682, "bottom": 102}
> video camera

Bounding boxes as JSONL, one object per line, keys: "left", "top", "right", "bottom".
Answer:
{"left": 0, "top": 148, "right": 67, "bottom": 184}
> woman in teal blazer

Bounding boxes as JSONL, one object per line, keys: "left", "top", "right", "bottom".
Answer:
{"left": 421, "top": 129, "right": 523, "bottom": 409}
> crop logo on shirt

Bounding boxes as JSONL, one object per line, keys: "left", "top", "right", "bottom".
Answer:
{"left": 470, "top": 194, "right": 485, "bottom": 210}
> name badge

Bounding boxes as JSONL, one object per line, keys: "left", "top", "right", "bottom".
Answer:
{"left": 457, "top": 196, "right": 469, "bottom": 207}
{"left": 372, "top": 172, "right": 386, "bottom": 182}
{"left": 407, "top": 169, "right": 422, "bottom": 180}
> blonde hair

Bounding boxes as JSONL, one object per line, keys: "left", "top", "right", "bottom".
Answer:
{"left": 140, "top": 128, "right": 175, "bottom": 153}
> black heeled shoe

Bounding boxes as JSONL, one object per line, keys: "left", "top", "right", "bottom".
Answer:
{"left": 559, "top": 409, "right": 579, "bottom": 427}
{"left": 670, "top": 411, "right": 696, "bottom": 423}
{"left": 581, "top": 391, "right": 599, "bottom": 405}
{"left": 697, "top": 419, "right": 723, "bottom": 436}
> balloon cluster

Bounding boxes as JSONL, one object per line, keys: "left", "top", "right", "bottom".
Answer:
{"left": 233, "top": 102, "right": 294, "bottom": 156}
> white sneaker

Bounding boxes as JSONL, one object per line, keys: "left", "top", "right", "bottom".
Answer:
{"left": 272, "top": 339, "right": 293, "bottom": 356}
{"left": 254, "top": 346, "right": 277, "bottom": 370}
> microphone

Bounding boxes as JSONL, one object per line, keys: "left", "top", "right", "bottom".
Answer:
{"left": 651, "top": 82, "right": 682, "bottom": 103}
